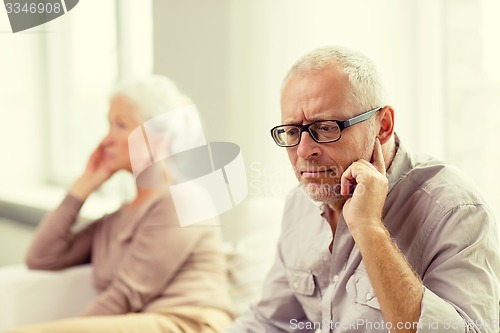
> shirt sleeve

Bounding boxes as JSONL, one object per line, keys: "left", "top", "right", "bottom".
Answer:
{"left": 416, "top": 204, "right": 500, "bottom": 333}
{"left": 226, "top": 239, "right": 315, "bottom": 333}
{"left": 81, "top": 196, "right": 205, "bottom": 315}
{"left": 26, "top": 194, "right": 96, "bottom": 270}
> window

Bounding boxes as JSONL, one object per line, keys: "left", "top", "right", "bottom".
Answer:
{"left": 45, "top": 0, "right": 119, "bottom": 186}
{"left": 0, "top": 0, "right": 152, "bottom": 211}
{"left": 445, "top": 0, "right": 500, "bottom": 219}
{"left": 46, "top": 0, "right": 153, "bottom": 193}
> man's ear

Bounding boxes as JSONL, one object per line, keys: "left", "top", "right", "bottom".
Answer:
{"left": 376, "top": 106, "right": 395, "bottom": 144}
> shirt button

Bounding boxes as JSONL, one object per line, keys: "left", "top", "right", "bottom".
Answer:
{"left": 333, "top": 275, "right": 339, "bottom": 283}
{"left": 293, "top": 281, "right": 299, "bottom": 289}
{"left": 366, "top": 292, "right": 373, "bottom": 300}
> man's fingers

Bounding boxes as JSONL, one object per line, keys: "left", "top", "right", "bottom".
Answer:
{"left": 340, "top": 165, "right": 354, "bottom": 196}
{"left": 341, "top": 163, "right": 364, "bottom": 196}
{"left": 371, "top": 138, "right": 386, "bottom": 175}
{"left": 342, "top": 139, "right": 386, "bottom": 196}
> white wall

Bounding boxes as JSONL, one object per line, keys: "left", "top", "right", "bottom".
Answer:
{"left": 152, "top": 0, "right": 454, "bottom": 240}
{"left": 152, "top": 0, "right": 500, "bottom": 238}
{"left": 153, "top": 0, "right": 450, "bottom": 179}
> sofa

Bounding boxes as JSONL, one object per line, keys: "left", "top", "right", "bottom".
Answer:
{"left": 0, "top": 196, "right": 284, "bottom": 332}
{"left": 0, "top": 264, "right": 97, "bottom": 332}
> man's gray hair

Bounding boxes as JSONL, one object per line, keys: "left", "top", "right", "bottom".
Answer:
{"left": 284, "top": 46, "right": 386, "bottom": 111}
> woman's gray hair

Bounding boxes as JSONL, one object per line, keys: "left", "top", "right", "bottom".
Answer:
{"left": 112, "top": 75, "right": 203, "bottom": 168}
{"left": 111, "top": 75, "right": 192, "bottom": 120}
{"left": 284, "top": 46, "right": 386, "bottom": 111}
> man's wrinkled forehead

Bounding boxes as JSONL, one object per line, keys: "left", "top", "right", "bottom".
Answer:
{"left": 280, "top": 68, "right": 353, "bottom": 124}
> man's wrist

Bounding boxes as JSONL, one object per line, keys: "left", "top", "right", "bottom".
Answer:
{"left": 350, "top": 221, "right": 390, "bottom": 246}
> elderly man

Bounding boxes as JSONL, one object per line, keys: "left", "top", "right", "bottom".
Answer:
{"left": 227, "top": 46, "right": 500, "bottom": 333}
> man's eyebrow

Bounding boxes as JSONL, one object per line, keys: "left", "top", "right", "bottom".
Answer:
{"left": 282, "top": 118, "right": 337, "bottom": 125}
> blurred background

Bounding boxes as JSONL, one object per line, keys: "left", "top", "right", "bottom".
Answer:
{"left": 1, "top": 0, "right": 499, "bottom": 267}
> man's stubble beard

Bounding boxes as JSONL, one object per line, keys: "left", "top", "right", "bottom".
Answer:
{"left": 298, "top": 134, "right": 376, "bottom": 206}
{"left": 294, "top": 160, "right": 346, "bottom": 205}
{"left": 300, "top": 177, "right": 345, "bottom": 206}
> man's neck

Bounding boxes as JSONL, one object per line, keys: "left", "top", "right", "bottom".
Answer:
{"left": 382, "top": 135, "right": 397, "bottom": 171}
{"left": 328, "top": 197, "right": 347, "bottom": 221}
{"left": 324, "top": 197, "right": 347, "bottom": 251}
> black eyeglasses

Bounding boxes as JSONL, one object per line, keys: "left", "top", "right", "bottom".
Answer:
{"left": 270, "top": 107, "right": 381, "bottom": 147}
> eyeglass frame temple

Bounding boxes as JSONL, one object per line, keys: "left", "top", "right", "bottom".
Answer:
{"left": 337, "top": 106, "right": 382, "bottom": 130}
{"left": 270, "top": 106, "right": 382, "bottom": 146}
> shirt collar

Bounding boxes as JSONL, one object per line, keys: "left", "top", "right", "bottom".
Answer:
{"left": 385, "top": 133, "right": 413, "bottom": 194}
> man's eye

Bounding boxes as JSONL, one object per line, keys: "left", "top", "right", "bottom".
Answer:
{"left": 317, "top": 124, "right": 335, "bottom": 132}
{"left": 286, "top": 128, "right": 299, "bottom": 136}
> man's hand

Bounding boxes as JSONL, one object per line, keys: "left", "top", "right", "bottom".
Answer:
{"left": 341, "top": 138, "right": 423, "bottom": 333}
{"left": 340, "top": 138, "right": 388, "bottom": 233}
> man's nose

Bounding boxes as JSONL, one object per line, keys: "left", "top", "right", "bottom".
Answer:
{"left": 296, "top": 130, "right": 321, "bottom": 159}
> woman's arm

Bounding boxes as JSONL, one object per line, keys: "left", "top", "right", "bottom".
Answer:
{"left": 26, "top": 194, "right": 97, "bottom": 270}
{"left": 26, "top": 141, "right": 115, "bottom": 270}
{"left": 81, "top": 195, "right": 206, "bottom": 315}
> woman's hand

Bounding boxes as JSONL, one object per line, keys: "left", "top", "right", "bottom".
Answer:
{"left": 69, "top": 142, "right": 117, "bottom": 200}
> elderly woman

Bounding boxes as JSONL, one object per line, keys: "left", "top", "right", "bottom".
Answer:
{"left": 9, "top": 76, "right": 234, "bottom": 333}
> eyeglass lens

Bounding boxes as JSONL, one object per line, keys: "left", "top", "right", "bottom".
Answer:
{"left": 273, "top": 121, "right": 341, "bottom": 146}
